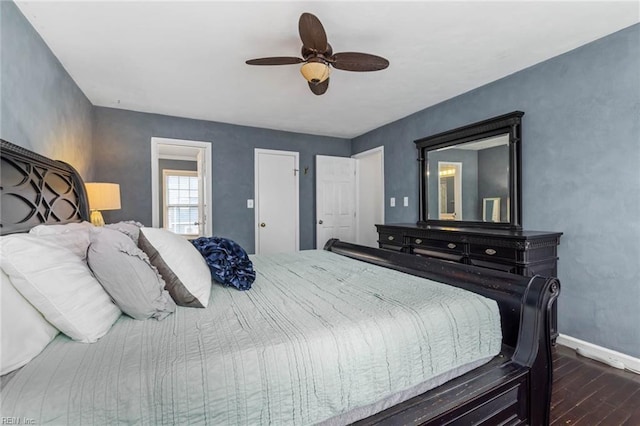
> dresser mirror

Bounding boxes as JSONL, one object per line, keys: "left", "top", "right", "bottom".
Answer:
{"left": 415, "top": 111, "right": 524, "bottom": 230}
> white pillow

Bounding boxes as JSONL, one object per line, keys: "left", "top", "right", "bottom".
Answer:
{"left": 30, "top": 221, "right": 93, "bottom": 235}
{"left": 30, "top": 222, "right": 93, "bottom": 260}
{"left": 0, "top": 234, "right": 121, "bottom": 343}
{"left": 138, "top": 228, "right": 211, "bottom": 308}
{"left": 1, "top": 268, "right": 59, "bottom": 375}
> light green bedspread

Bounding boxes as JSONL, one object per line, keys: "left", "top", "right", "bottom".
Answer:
{"left": 1, "top": 250, "right": 501, "bottom": 425}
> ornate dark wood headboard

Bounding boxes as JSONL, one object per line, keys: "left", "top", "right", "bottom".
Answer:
{"left": 0, "top": 139, "right": 89, "bottom": 235}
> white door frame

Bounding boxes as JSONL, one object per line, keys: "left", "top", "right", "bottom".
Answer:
{"left": 352, "top": 146, "right": 385, "bottom": 244}
{"left": 254, "top": 148, "right": 300, "bottom": 254}
{"left": 151, "top": 137, "right": 213, "bottom": 236}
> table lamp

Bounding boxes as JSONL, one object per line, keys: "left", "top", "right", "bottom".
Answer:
{"left": 85, "top": 182, "right": 121, "bottom": 226}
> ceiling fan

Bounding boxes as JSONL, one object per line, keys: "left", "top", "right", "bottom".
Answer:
{"left": 245, "top": 13, "right": 389, "bottom": 95}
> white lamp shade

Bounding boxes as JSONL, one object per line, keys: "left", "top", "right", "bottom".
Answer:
{"left": 85, "top": 183, "right": 121, "bottom": 211}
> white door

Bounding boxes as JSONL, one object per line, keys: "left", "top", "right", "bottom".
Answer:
{"left": 316, "top": 155, "right": 356, "bottom": 248}
{"left": 353, "top": 147, "right": 384, "bottom": 247}
{"left": 255, "top": 149, "right": 299, "bottom": 254}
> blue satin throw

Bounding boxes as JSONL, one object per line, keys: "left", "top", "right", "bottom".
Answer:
{"left": 191, "top": 237, "right": 256, "bottom": 290}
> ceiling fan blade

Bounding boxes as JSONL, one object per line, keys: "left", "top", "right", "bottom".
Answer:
{"left": 308, "top": 78, "right": 329, "bottom": 96}
{"left": 331, "top": 52, "right": 389, "bottom": 72}
{"left": 246, "top": 57, "right": 304, "bottom": 66}
{"left": 299, "top": 13, "right": 328, "bottom": 53}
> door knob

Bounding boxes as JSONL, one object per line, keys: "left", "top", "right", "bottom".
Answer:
{"left": 318, "top": 220, "right": 323, "bottom": 224}
{"left": 260, "top": 222, "right": 266, "bottom": 227}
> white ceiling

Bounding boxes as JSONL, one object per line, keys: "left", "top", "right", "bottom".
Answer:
{"left": 16, "top": 1, "right": 639, "bottom": 139}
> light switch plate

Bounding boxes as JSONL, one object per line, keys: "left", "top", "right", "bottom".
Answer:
{"left": 403, "top": 196, "right": 409, "bottom": 207}
{"left": 247, "top": 199, "right": 254, "bottom": 208}
{"left": 390, "top": 197, "right": 396, "bottom": 207}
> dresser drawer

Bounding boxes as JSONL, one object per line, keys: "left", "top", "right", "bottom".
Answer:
{"left": 469, "top": 243, "right": 517, "bottom": 261}
{"left": 410, "top": 237, "right": 464, "bottom": 254}
{"left": 379, "top": 231, "right": 403, "bottom": 244}
{"left": 469, "top": 258, "right": 517, "bottom": 274}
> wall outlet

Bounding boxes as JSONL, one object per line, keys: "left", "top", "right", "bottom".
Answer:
{"left": 247, "top": 199, "right": 254, "bottom": 208}
{"left": 390, "top": 197, "right": 396, "bottom": 207}
{"left": 403, "top": 196, "right": 409, "bottom": 207}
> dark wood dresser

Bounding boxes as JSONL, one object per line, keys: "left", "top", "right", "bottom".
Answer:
{"left": 376, "top": 223, "right": 562, "bottom": 341}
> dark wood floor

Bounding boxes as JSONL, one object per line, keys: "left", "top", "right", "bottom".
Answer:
{"left": 551, "top": 345, "right": 640, "bottom": 425}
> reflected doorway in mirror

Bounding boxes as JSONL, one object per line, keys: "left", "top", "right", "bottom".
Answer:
{"left": 438, "top": 162, "right": 462, "bottom": 220}
{"left": 483, "top": 197, "right": 500, "bottom": 222}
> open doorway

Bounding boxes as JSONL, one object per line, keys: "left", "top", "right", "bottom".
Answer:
{"left": 352, "top": 146, "right": 384, "bottom": 247}
{"left": 151, "top": 138, "right": 213, "bottom": 237}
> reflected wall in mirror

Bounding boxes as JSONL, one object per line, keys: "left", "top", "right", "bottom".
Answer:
{"left": 416, "top": 111, "right": 523, "bottom": 230}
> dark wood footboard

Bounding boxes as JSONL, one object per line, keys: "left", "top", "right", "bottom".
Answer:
{"left": 324, "top": 238, "right": 559, "bottom": 425}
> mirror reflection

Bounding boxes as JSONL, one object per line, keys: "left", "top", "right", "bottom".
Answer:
{"left": 438, "top": 162, "right": 461, "bottom": 220}
{"left": 483, "top": 197, "right": 501, "bottom": 222}
{"left": 427, "top": 134, "right": 510, "bottom": 223}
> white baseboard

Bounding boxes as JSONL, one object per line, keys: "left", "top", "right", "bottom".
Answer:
{"left": 556, "top": 334, "right": 640, "bottom": 375}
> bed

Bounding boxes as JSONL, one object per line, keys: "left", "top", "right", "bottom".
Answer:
{"left": 0, "top": 139, "right": 559, "bottom": 425}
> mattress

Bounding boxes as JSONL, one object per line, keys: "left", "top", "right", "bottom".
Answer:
{"left": 1, "top": 250, "right": 502, "bottom": 425}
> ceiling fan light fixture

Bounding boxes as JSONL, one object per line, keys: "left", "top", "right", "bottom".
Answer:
{"left": 300, "top": 60, "right": 330, "bottom": 84}
{"left": 246, "top": 13, "right": 388, "bottom": 94}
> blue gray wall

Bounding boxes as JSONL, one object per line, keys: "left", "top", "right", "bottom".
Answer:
{"left": 352, "top": 24, "right": 640, "bottom": 357}
{"left": 93, "top": 107, "right": 351, "bottom": 252}
{"left": 0, "top": 1, "right": 94, "bottom": 179}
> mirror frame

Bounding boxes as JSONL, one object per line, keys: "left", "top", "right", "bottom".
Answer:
{"left": 415, "top": 111, "right": 524, "bottom": 230}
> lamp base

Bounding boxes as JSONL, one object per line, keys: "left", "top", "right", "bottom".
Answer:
{"left": 90, "top": 210, "right": 105, "bottom": 227}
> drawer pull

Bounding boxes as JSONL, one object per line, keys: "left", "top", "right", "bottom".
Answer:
{"left": 387, "top": 235, "right": 395, "bottom": 241}
{"left": 485, "top": 248, "right": 497, "bottom": 255}
{"left": 447, "top": 243, "right": 456, "bottom": 249}
{"left": 415, "top": 238, "right": 422, "bottom": 244}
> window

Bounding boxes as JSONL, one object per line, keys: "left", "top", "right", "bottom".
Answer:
{"left": 163, "top": 170, "right": 200, "bottom": 237}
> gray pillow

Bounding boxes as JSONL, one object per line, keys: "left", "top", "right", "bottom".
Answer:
{"left": 87, "top": 228, "right": 176, "bottom": 320}
{"left": 105, "top": 221, "right": 144, "bottom": 245}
